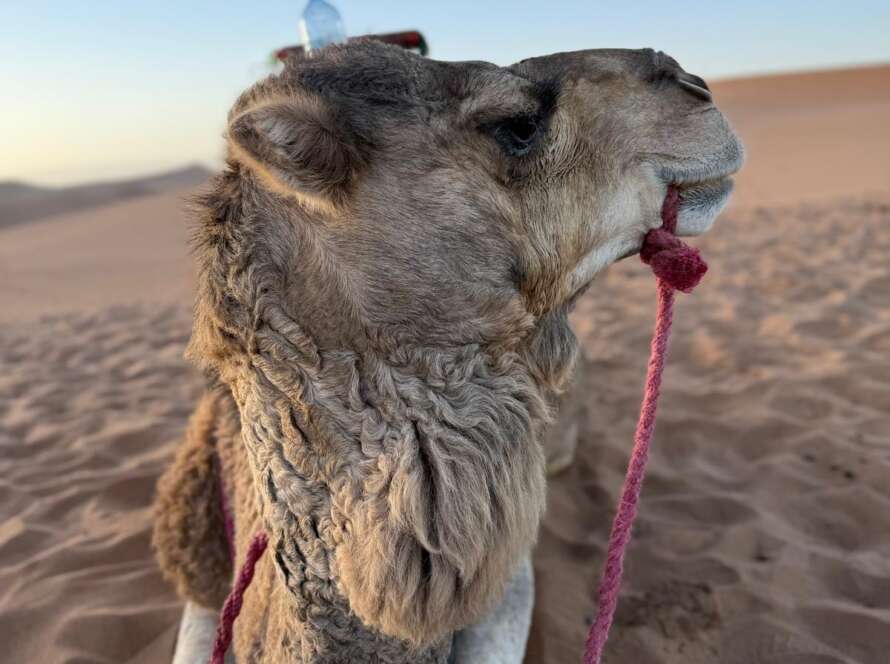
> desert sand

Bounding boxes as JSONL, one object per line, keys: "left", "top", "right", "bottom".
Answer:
{"left": 0, "top": 165, "right": 210, "bottom": 231}
{"left": 1, "top": 64, "right": 888, "bottom": 663}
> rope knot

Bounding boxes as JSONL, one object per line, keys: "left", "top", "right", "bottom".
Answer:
{"left": 639, "top": 188, "right": 708, "bottom": 293}
{"left": 640, "top": 229, "right": 708, "bottom": 293}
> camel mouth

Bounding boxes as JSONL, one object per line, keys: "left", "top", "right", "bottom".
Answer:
{"left": 672, "top": 175, "right": 735, "bottom": 236}
{"left": 612, "top": 172, "right": 735, "bottom": 263}
{"left": 674, "top": 174, "right": 734, "bottom": 197}
{"left": 658, "top": 143, "right": 744, "bottom": 237}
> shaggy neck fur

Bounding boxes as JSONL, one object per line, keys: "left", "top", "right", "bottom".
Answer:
{"left": 189, "top": 166, "right": 570, "bottom": 662}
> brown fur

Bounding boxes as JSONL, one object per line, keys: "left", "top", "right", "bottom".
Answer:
{"left": 152, "top": 388, "right": 234, "bottom": 609}
{"left": 153, "top": 40, "right": 742, "bottom": 663}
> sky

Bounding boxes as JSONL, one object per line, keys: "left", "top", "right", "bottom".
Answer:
{"left": 2, "top": 1, "right": 888, "bottom": 186}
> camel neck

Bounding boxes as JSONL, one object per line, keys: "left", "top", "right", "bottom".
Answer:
{"left": 222, "top": 327, "right": 547, "bottom": 661}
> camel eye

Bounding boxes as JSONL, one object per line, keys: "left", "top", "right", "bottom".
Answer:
{"left": 493, "top": 116, "right": 540, "bottom": 156}
{"left": 507, "top": 118, "right": 538, "bottom": 142}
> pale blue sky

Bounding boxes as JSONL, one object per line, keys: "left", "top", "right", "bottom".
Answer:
{"left": 2, "top": 1, "right": 888, "bottom": 185}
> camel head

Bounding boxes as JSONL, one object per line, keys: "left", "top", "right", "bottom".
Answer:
{"left": 189, "top": 40, "right": 742, "bottom": 656}
{"left": 222, "top": 41, "right": 741, "bottom": 361}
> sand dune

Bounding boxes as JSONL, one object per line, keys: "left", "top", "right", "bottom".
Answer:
{"left": 0, "top": 165, "right": 211, "bottom": 231}
{"left": 713, "top": 64, "right": 890, "bottom": 207}
{"left": 0, "top": 190, "right": 196, "bottom": 321}
{"left": 1, "top": 65, "right": 888, "bottom": 664}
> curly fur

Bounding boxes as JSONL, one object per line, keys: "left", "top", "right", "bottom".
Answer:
{"left": 152, "top": 389, "right": 234, "bottom": 609}
{"left": 173, "top": 157, "right": 567, "bottom": 661}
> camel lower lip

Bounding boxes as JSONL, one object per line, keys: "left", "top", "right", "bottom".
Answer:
{"left": 675, "top": 176, "right": 734, "bottom": 208}
{"left": 671, "top": 176, "right": 735, "bottom": 236}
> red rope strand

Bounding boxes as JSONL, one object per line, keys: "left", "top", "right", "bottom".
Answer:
{"left": 209, "top": 530, "right": 269, "bottom": 664}
{"left": 583, "top": 187, "right": 707, "bottom": 663}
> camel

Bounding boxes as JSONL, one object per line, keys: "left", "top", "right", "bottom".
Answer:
{"left": 153, "top": 40, "right": 742, "bottom": 663}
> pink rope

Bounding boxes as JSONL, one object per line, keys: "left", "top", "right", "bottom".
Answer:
{"left": 212, "top": 452, "right": 267, "bottom": 664}
{"left": 210, "top": 530, "right": 269, "bottom": 664}
{"left": 582, "top": 187, "right": 707, "bottom": 664}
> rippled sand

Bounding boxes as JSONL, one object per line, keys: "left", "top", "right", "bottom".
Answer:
{"left": 530, "top": 197, "right": 890, "bottom": 664}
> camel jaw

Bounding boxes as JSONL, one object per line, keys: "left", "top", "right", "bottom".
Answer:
{"left": 572, "top": 154, "right": 742, "bottom": 295}
{"left": 606, "top": 174, "right": 733, "bottom": 265}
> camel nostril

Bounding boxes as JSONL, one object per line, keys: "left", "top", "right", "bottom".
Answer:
{"left": 676, "top": 72, "right": 712, "bottom": 102}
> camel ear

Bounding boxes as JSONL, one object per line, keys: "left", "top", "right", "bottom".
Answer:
{"left": 228, "top": 96, "right": 364, "bottom": 209}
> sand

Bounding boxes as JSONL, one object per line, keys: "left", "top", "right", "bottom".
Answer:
{"left": 0, "top": 165, "right": 211, "bottom": 231}
{"left": 712, "top": 65, "right": 890, "bottom": 207}
{"left": 0, "top": 306, "right": 200, "bottom": 663}
{"left": 532, "top": 196, "right": 890, "bottom": 664}
{"left": 0, "top": 191, "right": 195, "bottom": 321}
{"left": 1, "top": 64, "right": 888, "bottom": 663}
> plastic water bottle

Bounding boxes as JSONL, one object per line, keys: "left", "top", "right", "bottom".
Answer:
{"left": 298, "top": 0, "right": 347, "bottom": 54}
